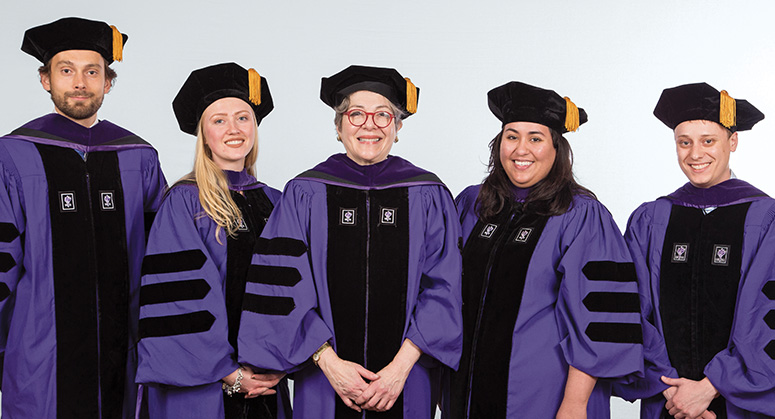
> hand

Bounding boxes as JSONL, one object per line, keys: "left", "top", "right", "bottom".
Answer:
{"left": 556, "top": 399, "right": 587, "bottom": 419}
{"left": 354, "top": 339, "right": 422, "bottom": 412}
{"left": 241, "top": 365, "right": 285, "bottom": 398}
{"left": 662, "top": 379, "right": 716, "bottom": 419}
{"left": 661, "top": 376, "right": 719, "bottom": 419}
{"left": 662, "top": 385, "right": 677, "bottom": 401}
{"left": 222, "top": 366, "right": 285, "bottom": 399}
{"left": 317, "top": 346, "right": 380, "bottom": 412}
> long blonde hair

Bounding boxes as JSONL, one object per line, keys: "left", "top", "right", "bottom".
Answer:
{"left": 178, "top": 117, "right": 259, "bottom": 242}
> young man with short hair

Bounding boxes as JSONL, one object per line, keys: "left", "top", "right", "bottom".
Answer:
{"left": 0, "top": 17, "right": 167, "bottom": 418}
{"left": 617, "top": 83, "right": 775, "bottom": 419}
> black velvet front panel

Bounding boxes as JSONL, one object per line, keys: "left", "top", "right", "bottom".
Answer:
{"left": 37, "top": 144, "right": 130, "bottom": 419}
{"left": 226, "top": 189, "right": 273, "bottom": 354}
{"left": 659, "top": 203, "right": 751, "bottom": 419}
{"left": 326, "top": 185, "right": 409, "bottom": 419}
{"left": 452, "top": 208, "right": 548, "bottom": 419}
{"left": 225, "top": 189, "right": 277, "bottom": 419}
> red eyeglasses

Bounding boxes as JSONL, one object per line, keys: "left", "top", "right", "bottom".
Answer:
{"left": 343, "top": 109, "right": 395, "bottom": 128}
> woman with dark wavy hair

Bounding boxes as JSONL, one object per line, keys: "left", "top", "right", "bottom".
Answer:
{"left": 445, "top": 81, "right": 643, "bottom": 419}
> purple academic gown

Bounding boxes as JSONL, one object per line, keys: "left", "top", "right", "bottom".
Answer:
{"left": 447, "top": 185, "right": 644, "bottom": 419}
{"left": 238, "top": 153, "right": 463, "bottom": 419}
{"left": 136, "top": 170, "right": 291, "bottom": 419}
{"left": 615, "top": 180, "right": 775, "bottom": 419}
{"left": 0, "top": 113, "right": 167, "bottom": 419}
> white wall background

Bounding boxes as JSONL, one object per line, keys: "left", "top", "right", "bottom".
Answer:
{"left": 2, "top": 1, "right": 774, "bottom": 417}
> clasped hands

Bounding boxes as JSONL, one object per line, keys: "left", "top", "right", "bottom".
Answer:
{"left": 222, "top": 365, "right": 285, "bottom": 399}
{"left": 317, "top": 339, "right": 422, "bottom": 413}
{"left": 661, "top": 376, "right": 719, "bottom": 419}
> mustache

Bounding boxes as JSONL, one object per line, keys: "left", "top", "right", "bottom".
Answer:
{"left": 64, "top": 91, "right": 95, "bottom": 99}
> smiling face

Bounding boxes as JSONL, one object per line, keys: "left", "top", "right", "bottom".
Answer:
{"left": 201, "top": 97, "right": 257, "bottom": 171}
{"left": 674, "top": 120, "right": 737, "bottom": 189}
{"left": 41, "top": 49, "right": 112, "bottom": 127}
{"left": 499, "top": 121, "right": 557, "bottom": 188}
{"left": 336, "top": 90, "right": 402, "bottom": 166}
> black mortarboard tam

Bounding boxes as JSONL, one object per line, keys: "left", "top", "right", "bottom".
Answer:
{"left": 172, "top": 62, "right": 274, "bottom": 136}
{"left": 487, "top": 81, "right": 587, "bottom": 134}
{"left": 320, "top": 65, "right": 419, "bottom": 118}
{"left": 654, "top": 82, "right": 764, "bottom": 132}
{"left": 22, "top": 17, "right": 128, "bottom": 64}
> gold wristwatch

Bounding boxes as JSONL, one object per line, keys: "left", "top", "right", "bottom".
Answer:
{"left": 312, "top": 342, "right": 331, "bottom": 367}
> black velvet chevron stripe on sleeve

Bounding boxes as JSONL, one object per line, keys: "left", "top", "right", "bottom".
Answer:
{"left": 0, "top": 253, "right": 15, "bottom": 273}
{"left": 583, "top": 292, "right": 641, "bottom": 313}
{"left": 582, "top": 261, "right": 637, "bottom": 282}
{"left": 0, "top": 223, "right": 20, "bottom": 242}
{"left": 585, "top": 322, "right": 643, "bottom": 344}
{"left": 764, "top": 281, "right": 775, "bottom": 300}
{"left": 0, "top": 223, "right": 20, "bottom": 277}
{"left": 242, "top": 294, "right": 295, "bottom": 316}
{"left": 765, "top": 310, "right": 775, "bottom": 330}
{"left": 139, "top": 278, "right": 211, "bottom": 306}
{"left": 765, "top": 281, "right": 775, "bottom": 359}
{"left": 254, "top": 237, "right": 307, "bottom": 257}
{"left": 246, "top": 265, "right": 302, "bottom": 287}
{"left": 0, "top": 283, "right": 9, "bottom": 302}
{"left": 141, "top": 249, "right": 207, "bottom": 275}
{"left": 139, "top": 311, "right": 216, "bottom": 339}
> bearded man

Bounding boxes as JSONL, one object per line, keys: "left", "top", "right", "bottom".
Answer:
{"left": 0, "top": 17, "right": 167, "bottom": 419}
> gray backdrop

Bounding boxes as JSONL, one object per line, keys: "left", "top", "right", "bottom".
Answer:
{"left": 2, "top": 1, "right": 774, "bottom": 416}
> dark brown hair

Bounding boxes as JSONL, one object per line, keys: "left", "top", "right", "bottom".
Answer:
{"left": 475, "top": 127, "right": 596, "bottom": 221}
{"left": 38, "top": 58, "right": 118, "bottom": 87}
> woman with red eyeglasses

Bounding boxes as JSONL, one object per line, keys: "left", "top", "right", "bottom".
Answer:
{"left": 238, "top": 65, "right": 463, "bottom": 419}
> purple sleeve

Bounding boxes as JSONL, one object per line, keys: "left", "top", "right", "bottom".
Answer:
{"left": 455, "top": 185, "right": 480, "bottom": 248}
{"left": 238, "top": 181, "right": 333, "bottom": 372}
{"left": 555, "top": 199, "right": 644, "bottom": 379}
{"left": 263, "top": 185, "right": 282, "bottom": 207}
{"left": 0, "top": 161, "right": 24, "bottom": 370}
{"left": 612, "top": 202, "right": 677, "bottom": 401}
{"left": 142, "top": 149, "right": 168, "bottom": 213}
{"left": 405, "top": 186, "right": 463, "bottom": 369}
{"left": 136, "top": 186, "right": 238, "bottom": 387}
{"left": 705, "top": 212, "right": 775, "bottom": 416}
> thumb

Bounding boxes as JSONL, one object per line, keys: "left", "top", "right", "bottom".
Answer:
{"left": 661, "top": 376, "right": 681, "bottom": 386}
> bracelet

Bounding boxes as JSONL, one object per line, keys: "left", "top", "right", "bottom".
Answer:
{"left": 222, "top": 367, "right": 243, "bottom": 396}
{"left": 312, "top": 342, "right": 332, "bottom": 367}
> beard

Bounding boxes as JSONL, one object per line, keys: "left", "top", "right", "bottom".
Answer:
{"left": 50, "top": 90, "right": 104, "bottom": 121}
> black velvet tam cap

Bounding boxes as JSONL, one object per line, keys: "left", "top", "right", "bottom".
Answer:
{"left": 320, "top": 65, "right": 419, "bottom": 118}
{"left": 487, "top": 81, "right": 588, "bottom": 134}
{"left": 654, "top": 82, "right": 764, "bottom": 132}
{"left": 22, "top": 17, "right": 128, "bottom": 64}
{"left": 173, "top": 62, "right": 274, "bottom": 136}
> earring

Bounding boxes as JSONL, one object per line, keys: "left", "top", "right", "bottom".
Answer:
{"left": 337, "top": 135, "right": 342, "bottom": 142}
{"left": 394, "top": 136, "right": 399, "bottom": 143}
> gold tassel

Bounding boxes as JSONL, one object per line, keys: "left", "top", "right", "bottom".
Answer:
{"left": 405, "top": 77, "right": 418, "bottom": 114}
{"left": 719, "top": 90, "right": 736, "bottom": 129}
{"left": 248, "top": 68, "right": 262, "bottom": 105}
{"left": 564, "top": 96, "right": 579, "bottom": 132}
{"left": 110, "top": 25, "right": 123, "bottom": 62}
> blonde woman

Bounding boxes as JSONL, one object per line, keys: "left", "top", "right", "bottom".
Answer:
{"left": 136, "top": 63, "right": 290, "bottom": 419}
